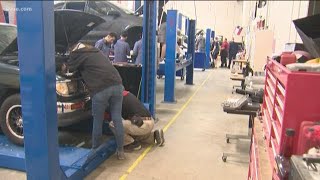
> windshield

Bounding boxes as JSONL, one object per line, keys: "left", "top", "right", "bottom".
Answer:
{"left": 108, "top": 1, "right": 135, "bottom": 15}
{"left": 0, "top": 25, "right": 17, "bottom": 54}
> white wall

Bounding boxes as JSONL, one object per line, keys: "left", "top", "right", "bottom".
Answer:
{"left": 242, "top": 0, "right": 309, "bottom": 54}
{"left": 165, "top": 1, "right": 244, "bottom": 41}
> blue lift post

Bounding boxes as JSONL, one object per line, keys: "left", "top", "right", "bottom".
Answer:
{"left": 211, "top": 30, "right": 215, "bottom": 39}
{"left": 205, "top": 28, "right": 212, "bottom": 69}
{"left": 178, "top": 13, "right": 182, "bottom": 30}
{"left": 186, "top": 19, "right": 196, "bottom": 85}
{"left": 141, "top": 0, "right": 158, "bottom": 117}
{"left": 185, "top": 18, "right": 189, "bottom": 36}
{"left": 16, "top": 1, "right": 64, "bottom": 179}
{"left": 7, "top": 1, "right": 116, "bottom": 179}
{"left": 164, "top": 10, "right": 178, "bottom": 103}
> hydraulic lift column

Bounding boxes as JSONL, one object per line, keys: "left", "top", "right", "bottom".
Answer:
{"left": 205, "top": 28, "right": 212, "bottom": 69}
{"left": 186, "top": 20, "right": 196, "bottom": 85}
{"left": 16, "top": 1, "right": 65, "bottom": 179}
{"left": 141, "top": 0, "right": 158, "bottom": 117}
{"left": 164, "top": 10, "right": 178, "bottom": 103}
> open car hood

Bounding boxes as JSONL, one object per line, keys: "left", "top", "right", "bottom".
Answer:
{"left": 1, "top": 10, "right": 105, "bottom": 55}
{"left": 55, "top": 10, "right": 105, "bottom": 53}
{"left": 293, "top": 14, "right": 320, "bottom": 58}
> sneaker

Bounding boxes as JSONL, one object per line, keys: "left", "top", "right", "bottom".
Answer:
{"left": 124, "top": 141, "right": 142, "bottom": 152}
{"left": 154, "top": 129, "right": 165, "bottom": 146}
{"left": 117, "top": 151, "right": 126, "bottom": 160}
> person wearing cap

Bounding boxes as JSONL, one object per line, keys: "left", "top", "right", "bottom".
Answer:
{"left": 114, "top": 31, "right": 131, "bottom": 63}
{"left": 63, "top": 43, "right": 125, "bottom": 160}
{"left": 108, "top": 91, "right": 165, "bottom": 151}
{"left": 95, "top": 32, "right": 117, "bottom": 57}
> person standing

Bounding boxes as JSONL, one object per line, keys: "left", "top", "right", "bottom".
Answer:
{"left": 220, "top": 38, "right": 229, "bottom": 68}
{"left": 228, "top": 37, "right": 239, "bottom": 68}
{"left": 95, "top": 32, "right": 117, "bottom": 57}
{"left": 132, "top": 34, "right": 143, "bottom": 65}
{"left": 196, "top": 32, "right": 206, "bottom": 52}
{"left": 158, "top": 21, "right": 167, "bottom": 61}
{"left": 114, "top": 31, "right": 131, "bottom": 63}
{"left": 210, "top": 37, "right": 220, "bottom": 68}
{"left": 64, "top": 43, "right": 126, "bottom": 160}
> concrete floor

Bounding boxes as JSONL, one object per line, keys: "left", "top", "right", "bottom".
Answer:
{"left": 0, "top": 68, "right": 250, "bottom": 180}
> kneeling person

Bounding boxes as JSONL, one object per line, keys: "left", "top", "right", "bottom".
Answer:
{"left": 110, "top": 91, "right": 165, "bottom": 151}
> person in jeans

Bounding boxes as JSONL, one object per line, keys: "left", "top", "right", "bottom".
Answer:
{"left": 95, "top": 32, "right": 117, "bottom": 57}
{"left": 108, "top": 91, "right": 165, "bottom": 151}
{"left": 64, "top": 43, "right": 125, "bottom": 160}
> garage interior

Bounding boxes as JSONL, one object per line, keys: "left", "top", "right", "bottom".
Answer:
{"left": 0, "top": 1, "right": 319, "bottom": 180}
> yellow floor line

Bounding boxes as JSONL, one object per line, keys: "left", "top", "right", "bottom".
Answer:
{"left": 156, "top": 108, "right": 180, "bottom": 112}
{"left": 119, "top": 72, "right": 213, "bottom": 180}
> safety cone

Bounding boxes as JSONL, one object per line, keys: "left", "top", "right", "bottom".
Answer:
{"left": 0, "top": 1, "right": 5, "bottom": 23}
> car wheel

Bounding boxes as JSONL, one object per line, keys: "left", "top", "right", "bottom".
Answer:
{"left": 0, "top": 94, "right": 24, "bottom": 145}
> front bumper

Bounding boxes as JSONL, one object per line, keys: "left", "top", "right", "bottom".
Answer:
{"left": 56, "top": 99, "right": 92, "bottom": 127}
{"left": 57, "top": 110, "right": 91, "bottom": 127}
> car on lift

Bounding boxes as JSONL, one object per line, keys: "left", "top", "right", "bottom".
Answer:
{"left": 54, "top": 0, "right": 143, "bottom": 49}
{"left": 0, "top": 10, "right": 106, "bottom": 145}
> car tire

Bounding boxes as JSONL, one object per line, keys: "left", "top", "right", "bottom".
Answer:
{"left": 0, "top": 94, "right": 24, "bottom": 146}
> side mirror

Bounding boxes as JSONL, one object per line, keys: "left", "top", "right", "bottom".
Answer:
{"left": 107, "top": 10, "right": 121, "bottom": 17}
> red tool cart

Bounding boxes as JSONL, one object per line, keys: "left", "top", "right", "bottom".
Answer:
{"left": 248, "top": 58, "right": 320, "bottom": 180}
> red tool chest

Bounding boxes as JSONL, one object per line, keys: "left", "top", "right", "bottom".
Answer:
{"left": 250, "top": 58, "right": 320, "bottom": 179}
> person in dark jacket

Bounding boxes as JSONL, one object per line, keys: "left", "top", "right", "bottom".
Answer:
{"left": 95, "top": 32, "right": 117, "bottom": 57}
{"left": 108, "top": 91, "right": 165, "bottom": 151}
{"left": 114, "top": 31, "right": 131, "bottom": 63}
{"left": 210, "top": 37, "right": 220, "bottom": 68}
{"left": 64, "top": 43, "right": 125, "bottom": 160}
{"left": 228, "top": 37, "right": 239, "bottom": 68}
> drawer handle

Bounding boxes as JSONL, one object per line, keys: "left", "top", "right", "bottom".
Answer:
{"left": 277, "top": 69, "right": 282, "bottom": 73}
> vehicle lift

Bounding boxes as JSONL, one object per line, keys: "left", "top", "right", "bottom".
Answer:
{"left": 0, "top": 1, "right": 158, "bottom": 179}
{"left": 155, "top": 10, "right": 196, "bottom": 103}
{"left": 157, "top": 11, "right": 190, "bottom": 81}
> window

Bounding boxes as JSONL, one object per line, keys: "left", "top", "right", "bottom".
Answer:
{"left": 65, "top": 2, "right": 86, "bottom": 11}
{"left": 90, "top": 1, "right": 114, "bottom": 15}
{"left": 3, "top": 11, "right": 9, "bottom": 23}
{"left": 0, "top": 25, "right": 17, "bottom": 53}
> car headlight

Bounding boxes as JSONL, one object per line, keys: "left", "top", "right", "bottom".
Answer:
{"left": 56, "top": 80, "right": 80, "bottom": 97}
{"left": 56, "top": 82, "right": 69, "bottom": 96}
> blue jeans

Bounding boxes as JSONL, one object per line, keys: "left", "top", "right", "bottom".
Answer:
{"left": 91, "top": 85, "right": 124, "bottom": 151}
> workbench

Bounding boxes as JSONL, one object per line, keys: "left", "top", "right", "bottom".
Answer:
{"left": 157, "top": 58, "right": 192, "bottom": 80}
{"left": 230, "top": 73, "right": 245, "bottom": 90}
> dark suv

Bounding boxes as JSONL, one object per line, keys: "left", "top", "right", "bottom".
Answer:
{"left": 54, "top": 1, "right": 143, "bottom": 49}
{"left": 0, "top": 10, "right": 105, "bottom": 145}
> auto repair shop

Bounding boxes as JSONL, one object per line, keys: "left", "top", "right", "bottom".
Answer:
{"left": 0, "top": 0, "right": 319, "bottom": 180}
